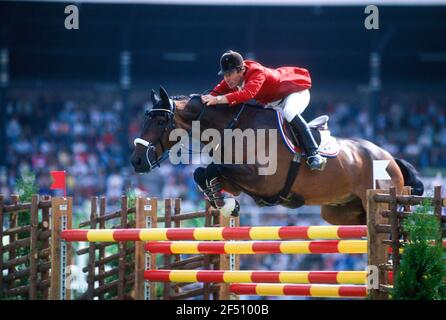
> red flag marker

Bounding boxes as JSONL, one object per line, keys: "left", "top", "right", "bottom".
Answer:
{"left": 50, "top": 171, "right": 67, "bottom": 198}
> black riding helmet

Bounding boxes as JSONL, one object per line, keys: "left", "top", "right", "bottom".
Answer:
{"left": 218, "top": 50, "right": 244, "bottom": 75}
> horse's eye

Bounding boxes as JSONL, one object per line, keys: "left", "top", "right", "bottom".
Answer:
{"left": 158, "top": 120, "right": 165, "bottom": 126}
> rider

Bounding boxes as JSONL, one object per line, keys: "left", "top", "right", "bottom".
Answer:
{"left": 201, "top": 50, "right": 326, "bottom": 171}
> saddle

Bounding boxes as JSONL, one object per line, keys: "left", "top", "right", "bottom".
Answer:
{"left": 276, "top": 111, "right": 340, "bottom": 158}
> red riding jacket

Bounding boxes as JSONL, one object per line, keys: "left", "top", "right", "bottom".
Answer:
{"left": 210, "top": 60, "right": 312, "bottom": 106}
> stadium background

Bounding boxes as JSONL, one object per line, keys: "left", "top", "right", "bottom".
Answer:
{"left": 0, "top": 1, "right": 445, "bottom": 298}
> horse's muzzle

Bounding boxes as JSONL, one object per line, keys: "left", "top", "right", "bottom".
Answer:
{"left": 130, "top": 152, "right": 152, "bottom": 173}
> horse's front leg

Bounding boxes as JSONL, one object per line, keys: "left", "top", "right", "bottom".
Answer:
{"left": 193, "top": 163, "right": 255, "bottom": 217}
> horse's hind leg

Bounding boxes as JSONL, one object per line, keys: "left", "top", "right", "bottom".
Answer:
{"left": 321, "top": 197, "right": 367, "bottom": 225}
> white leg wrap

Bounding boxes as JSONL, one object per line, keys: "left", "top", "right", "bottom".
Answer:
{"left": 218, "top": 197, "right": 237, "bottom": 217}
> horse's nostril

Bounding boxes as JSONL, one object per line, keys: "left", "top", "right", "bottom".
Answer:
{"left": 131, "top": 157, "right": 141, "bottom": 167}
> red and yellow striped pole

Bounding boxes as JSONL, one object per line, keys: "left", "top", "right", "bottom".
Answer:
{"left": 144, "top": 269, "right": 384, "bottom": 284}
{"left": 144, "top": 240, "right": 367, "bottom": 254}
{"left": 229, "top": 283, "right": 368, "bottom": 298}
{"left": 60, "top": 225, "right": 367, "bottom": 242}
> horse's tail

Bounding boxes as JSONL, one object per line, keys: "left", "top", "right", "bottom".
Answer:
{"left": 395, "top": 158, "right": 424, "bottom": 196}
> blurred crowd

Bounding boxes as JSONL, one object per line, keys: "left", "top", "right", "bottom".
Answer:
{"left": 2, "top": 90, "right": 443, "bottom": 294}
{"left": 309, "top": 96, "right": 446, "bottom": 170}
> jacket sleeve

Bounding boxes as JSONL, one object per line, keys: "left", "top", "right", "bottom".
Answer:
{"left": 225, "top": 70, "right": 266, "bottom": 106}
{"left": 210, "top": 80, "right": 230, "bottom": 96}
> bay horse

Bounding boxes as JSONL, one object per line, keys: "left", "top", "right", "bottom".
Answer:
{"left": 131, "top": 87, "right": 424, "bottom": 225}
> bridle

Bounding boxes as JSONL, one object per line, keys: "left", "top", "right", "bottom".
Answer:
{"left": 133, "top": 94, "right": 246, "bottom": 172}
{"left": 133, "top": 97, "right": 206, "bottom": 171}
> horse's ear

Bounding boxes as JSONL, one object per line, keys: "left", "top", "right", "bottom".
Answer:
{"left": 159, "top": 86, "right": 171, "bottom": 109}
{"left": 150, "top": 89, "right": 160, "bottom": 104}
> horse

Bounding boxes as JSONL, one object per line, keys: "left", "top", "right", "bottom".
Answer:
{"left": 131, "top": 87, "right": 424, "bottom": 225}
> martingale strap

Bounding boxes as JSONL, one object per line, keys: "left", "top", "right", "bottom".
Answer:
{"left": 225, "top": 103, "right": 247, "bottom": 129}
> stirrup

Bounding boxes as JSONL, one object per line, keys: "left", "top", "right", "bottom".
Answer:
{"left": 306, "top": 153, "right": 327, "bottom": 171}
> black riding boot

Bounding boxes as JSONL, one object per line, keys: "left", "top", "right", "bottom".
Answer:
{"left": 289, "top": 114, "right": 327, "bottom": 171}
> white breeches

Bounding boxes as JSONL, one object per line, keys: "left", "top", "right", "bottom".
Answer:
{"left": 265, "top": 89, "right": 311, "bottom": 122}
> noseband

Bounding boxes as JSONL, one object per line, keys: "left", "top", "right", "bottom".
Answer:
{"left": 133, "top": 106, "right": 176, "bottom": 171}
